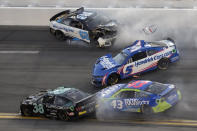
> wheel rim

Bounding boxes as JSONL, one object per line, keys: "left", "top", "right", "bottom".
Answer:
{"left": 159, "top": 59, "right": 169, "bottom": 69}
{"left": 58, "top": 112, "right": 69, "bottom": 121}
{"left": 23, "top": 108, "right": 30, "bottom": 116}
{"left": 56, "top": 32, "right": 64, "bottom": 40}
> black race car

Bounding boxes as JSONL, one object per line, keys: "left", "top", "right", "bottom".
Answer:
{"left": 49, "top": 7, "right": 118, "bottom": 48}
{"left": 20, "top": 86, "right": 95, "bottom": 121}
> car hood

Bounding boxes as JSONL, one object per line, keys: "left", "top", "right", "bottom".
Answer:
{"left": 93, "top": 54, "right": 119, "bottom": 76}
{"left": 88, "top": 20, "right": 118, "bottom": 31}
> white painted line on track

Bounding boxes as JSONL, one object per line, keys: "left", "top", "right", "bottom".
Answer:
{"left": 0, "top": 51, "right": 40, "bottom": 54}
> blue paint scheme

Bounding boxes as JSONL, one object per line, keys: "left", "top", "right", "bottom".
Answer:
{"left": 92, "top": 40, "right": 180, "bottom": 87}
{"left": 97, "top": 80, "right": 180, "bottom": 113}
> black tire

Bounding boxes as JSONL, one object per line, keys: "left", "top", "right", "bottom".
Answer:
{"left": 57, "top": 111, "right": 70, "bottom": 121}
{"left": 49, "top": 28, "right": 55, "bottom": 35}
{"left": 107, "top": 74, "right": 119, "bottom": 86}
{"left": 141, "top": 105, "right": 153, "bottom": 115}
{"left": 158, "top": 58, "right": 169, "bottom": 70}
{"left": 21, "top": 106, "right": 32, "bottom": 116}
{"left": 55, "top": 31, "right": 65, "bottom": 41}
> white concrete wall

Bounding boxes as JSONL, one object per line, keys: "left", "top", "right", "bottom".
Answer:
{"left": 0, "top": 7, "right": 197, "bottom": 26}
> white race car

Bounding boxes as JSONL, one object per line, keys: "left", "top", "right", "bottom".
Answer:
{"left": 49, "top": 7, "right": 118, "bottom": 48}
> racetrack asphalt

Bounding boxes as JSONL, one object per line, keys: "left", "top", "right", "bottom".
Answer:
{"left": 0, "top": 26, "right": 197, "bottom": 130}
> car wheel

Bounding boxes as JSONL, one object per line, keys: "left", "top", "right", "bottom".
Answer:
{"left": 57, "top": 111, "right": 70, "bottom": 121}
{"left": 49, "top": 28, "right": 55, "bottom": 35}
{"left": 107, "top": 74, "right": 119, "bottom": 86}
{"left": 21, "top": 106, "right": 32, "bottom": 116}
{"left": 141, "top": 105, "right": 153, "bottom": 115}
{"left": 55, "top": 31, "right": 65, "bottom": 41}
{"left": 158, "top": 58, "right": 169, "bottom": 70}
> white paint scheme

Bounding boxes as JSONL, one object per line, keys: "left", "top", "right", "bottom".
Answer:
{"left": 50, "top": 21, "right": 90, "bottom": 43}
{"left": 1, "top": 7, "right": 197, "bottom": 26}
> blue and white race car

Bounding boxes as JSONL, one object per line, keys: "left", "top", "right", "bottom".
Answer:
{"left": 96, "top": 80, "right": 181, "bottom": 115}
{"left": 92, "top": 38, "right": 179, "bottom": 87}
{"left": 49, "top": 7, "right": 117, "bottom": 48}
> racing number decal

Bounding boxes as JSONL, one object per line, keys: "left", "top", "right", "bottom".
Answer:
{"left": 128, "top": 81, "right": 149, "bottom": 88}
{"left": 111, "top": 100, "right": 123, "bottom": 109}
{"left": 33, "top": 103, "right": 44, "bottom": 114}
{"left": 123, "top": 65, "right": 133, "bottom": 76}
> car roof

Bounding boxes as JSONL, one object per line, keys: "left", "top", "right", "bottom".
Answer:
{"left": 123, "top": 80, "right": 153, "bottom": 91}
{"left": 76, "top": 11, "right": 96, "bottom": 21}
{"left": 122, "top": 40, "right": 165, "bottom": 56}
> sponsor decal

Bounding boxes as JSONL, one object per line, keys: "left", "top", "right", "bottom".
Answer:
{"left": 53, "top": 24, "right": 74, "bottom": 33}
{"left": 135, "top": 51, "right": 173, "bottom": 67}
{"left": 124, "top": 99, "right": 149, "bottom": 106}
{"left": 79, "top": 30, "right": 89, "bottom": 40}
{"left": 100, "top": 56, "right": 116, "bottom": 69}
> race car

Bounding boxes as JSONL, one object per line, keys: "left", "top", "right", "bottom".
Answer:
{"left": 96, "top": 80, "right": 181, "bottom": 115}
{"left": 49, "top": 7, "right": 118, "bottom": 48}
{"left": 20, "top": 86, "right": 95, "bottom": 121}
{"left": 92, "top": 38, "right": 180, "bottom": 87}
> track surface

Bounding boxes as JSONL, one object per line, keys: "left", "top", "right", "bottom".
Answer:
{"left": 0, "top": 26, "right": 197, "bottom": 130}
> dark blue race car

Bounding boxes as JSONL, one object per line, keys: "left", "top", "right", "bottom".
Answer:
{"left": 96, "top": 80, "right": 181, "bottom": 115}
{"left": 92, "top": 39, "right": 180, "bottom": 87}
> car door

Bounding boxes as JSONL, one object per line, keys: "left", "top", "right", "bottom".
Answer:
{"left": 42, "top": 95, "right": 56, "bottom": 116}
{"left": 54, "top": 96, "right": 74, "bottom": 111}
{"left": 68, "top": 20, "right": 90, "bottom": 42}
{"left": 122, "top": 51, "right": 148, "bottom": 77}
{"left": 111, "top": 90, "right": 150, "bottom": 112}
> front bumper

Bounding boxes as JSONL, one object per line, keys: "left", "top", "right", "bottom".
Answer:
{"left": 91, "top": 76, "right": 104, "bottom": 87}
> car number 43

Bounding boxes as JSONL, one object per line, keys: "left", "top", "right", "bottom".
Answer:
{"left": 111, "top": 100, "right": 123, "bottom": 109}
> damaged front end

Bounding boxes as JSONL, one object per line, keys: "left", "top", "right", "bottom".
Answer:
{"left": 91, "top": 21, "right": 118, "bottom": 47}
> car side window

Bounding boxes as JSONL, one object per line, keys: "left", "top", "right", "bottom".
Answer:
{"left": 70, "top": 20, "right": 83, "bottom": 29}
{"left": 127, "top": 58, "right": 133, "bottom": 64}
{"left": 116, "top": 91, "right": 135, "bottom": 98}
{"left": 61, "top": 19, "right": 71, "bottom": 26}
{"left": 147, "top": 49, "right": 158, "bottom": 56}
{"left": 54, "top": 96, "right": 73, "bottom": 107}
{"left": 132, "top": 51, "right": 147, "bottom": 61}
{"left": 135, "top": 91, "right": 149, "bottom": 98}
{"left": 42, "top": 95, "right": 55, "bottom": 104}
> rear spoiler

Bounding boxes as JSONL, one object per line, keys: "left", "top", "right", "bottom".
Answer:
{"left": 50, "top": 7, "right": 84, "bottom": 21}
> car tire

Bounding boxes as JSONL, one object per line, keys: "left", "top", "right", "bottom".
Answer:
{"left": 55, "top": 31, "right": 65, "bottom": 41}
{"left": 21, "top": 106, "right": 32, "bottom": 116}
{"left": 158, "top": 58, "right": 169, "bottom": 70}
{"left": 49, "top": 28, "right": 55, "bottom": 35}
{"left": 141, "top": 105, "right": 153, "bottom": 115}
{"left": 57, "top": 111, "right": 70, "bottom": 121}
{"left": 107, "top": 74, "right": 119, "bottom": 86}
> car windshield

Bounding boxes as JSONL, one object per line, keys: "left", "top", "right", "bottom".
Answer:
{"left": 113, "top": 52, "right": 128, "bottom": 65}
{"left": 86, "top": 14, "right": 110, "bottom": 29}
{"left": 145, "top": 82, "right": 168, "bottom": 94}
